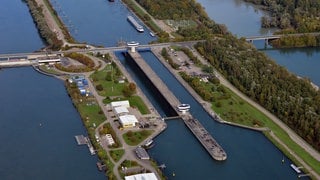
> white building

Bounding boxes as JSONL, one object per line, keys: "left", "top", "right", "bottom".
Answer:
{"left": 114, "top": 106, "right": 129, "bottom": 116}
{"left": 110, "top": 100, "right": 130, "bottom": 108}
{"left": 119, "top": 114, "right": 138, "bottom": 128}
{"left": 125, "top": 173, "right": 158, "bottom": 180}
{"left": 105, "top": 134, "right": 115, "bottom": 146}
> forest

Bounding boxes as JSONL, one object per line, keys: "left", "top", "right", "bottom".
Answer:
{"left": 195, "top": 36, "right": 320, "bottom": 151}
{"left": 134, "top": 0, "right": 320, "bottom": 153}
{"left": 135, "top": 0, "right": 227, "bottom": 40}
{"left": 24, "top": 0, "right": 63, "bottom": 50}
{"left": 244, "top": 0, "right": 320, "bottom": 33}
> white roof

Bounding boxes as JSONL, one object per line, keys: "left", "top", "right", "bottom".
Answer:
{"left": 114, "top": 106, "right": 129, "bottom": 115}
{"left": 125, "top": 173, "right": 158, "bottom": 180}
{"left": 111, "top": 100, "right": 130, "bottom": 108}
{"left": 119, "top": 115, "right": 138, "bottom": 125}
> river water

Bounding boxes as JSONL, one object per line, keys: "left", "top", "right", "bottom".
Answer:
{"left": 0, "top": 0, "right": 317, "bottom": 179}
{"left": 0, "top": 0, "right": 104, "bottom": 179}
{"left": 197, "top": 0, "right": 320, "bottom": 86}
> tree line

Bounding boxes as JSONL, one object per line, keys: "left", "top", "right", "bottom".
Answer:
{"left": 135, "top": 0, "right": 227, "bottom": 40}
{"left": 23, "top": 0, "right": 63, "bottom": 50}
{"left": 195, "top": 36, "right": 320, "bottom": 151}
{"left": 244, "top": 0, "right": 320, "bottom": 33}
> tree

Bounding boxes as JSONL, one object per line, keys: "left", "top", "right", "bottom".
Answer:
{"left": 96, "top": 84, "right": 104, "bottom": 91}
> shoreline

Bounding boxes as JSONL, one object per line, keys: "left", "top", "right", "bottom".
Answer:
{"left": 150, "top": 47, "right": 319, "bottom": 179}
{"left": 20, "top": 0, "right": 320, "bottom": 178}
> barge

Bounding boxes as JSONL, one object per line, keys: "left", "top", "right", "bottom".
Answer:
{"left": 127, "top": 15, "right": 144, "bottom": 32}
{"left": 184, "top": 118, "right": 227, "bottom": 161}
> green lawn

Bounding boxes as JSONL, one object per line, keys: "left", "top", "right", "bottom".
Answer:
{"left": 90, "top": 66, "right": 125, "bottom": 97}
{"left": 179, "top": 72, "right": 320, "bottom": 177}
{"left": 212, "top": 87, "right": 267, "bottom": 127}
{"left": 123, "top": 130, "right": 154, "bottom": 146}
{"left": 128, "top": 96, "right": 150, "bottom": 114}
{"left": 205, "top": 83, "right": 320, "bottom": 176}
{"left": 109, "top": 149, "right": 125, "bottom": 162}
{"left": 77, "top": 102, "right": 106, "bottom": 127}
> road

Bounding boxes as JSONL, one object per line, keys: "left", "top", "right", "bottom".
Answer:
{"left": 83, "top": 53, "right": 165, "bottom": 180}
{"left": 174, "top": 46, "right": 320, "bottom": 178}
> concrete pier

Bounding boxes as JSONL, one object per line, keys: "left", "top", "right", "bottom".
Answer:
{"left": 127, "top": 51, "right": 227, "bottom": 161}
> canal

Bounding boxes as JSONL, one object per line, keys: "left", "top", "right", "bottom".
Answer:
{"left": 0, "top": 0, "right": 318, "bottom": 179}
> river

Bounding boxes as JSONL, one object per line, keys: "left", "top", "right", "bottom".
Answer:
{"left": 197, "top": 0, "right": 320, "bottom": 86}
{"left": 0, "top": 0, "right": 317, "bottom": 179}
{"left": 0, "top": 0, "right": 104, "bottom": 179}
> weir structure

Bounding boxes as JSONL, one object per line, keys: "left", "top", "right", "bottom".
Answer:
{"left": 126, "top": 51, "right": 227, "bottom": 161}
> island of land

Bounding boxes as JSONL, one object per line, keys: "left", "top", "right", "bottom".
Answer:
{"left": 1, "top": 0, "right": 319, "bottom": 179}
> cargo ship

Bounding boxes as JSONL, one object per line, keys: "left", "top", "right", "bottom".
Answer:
{"left": 127, "top": 15, "right": 144, "bottom": 32}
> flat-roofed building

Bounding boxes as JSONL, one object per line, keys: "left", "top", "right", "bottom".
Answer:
{"left": 134, "top": 146, "right": 150, "bottom": 160}
{"left": 119, "top": 114, "right": 138, "bottom": 128}
{"left": 114, "top": 106, "right": 129, "bottom": 116}
{"left": 105, "top": 134, "right": 115, "bottom": 146}
{"left": 125, "top": 173, "right": 158, "bottom": 180}
{"left": 111, "top": 100, "right": 130, "bottom": 108}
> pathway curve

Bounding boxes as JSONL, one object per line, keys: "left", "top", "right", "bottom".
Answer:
{"left": 189, "top": 46, "right": 320, "bottom": 162}
{"left": 84, "top": 52, "right": 164, "bottom": 179}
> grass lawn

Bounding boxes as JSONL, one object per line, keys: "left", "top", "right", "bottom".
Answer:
{"left": 204, "top": 83, "right": 320, "bottom": 176}
{"left": 180, "top": 73, "right": 320, "bottom": 176}
{"left": 128, "top": 96, "right": 150, "bottom": 114}
{"left": 109, "top": 149, "right": 125, "bottom": 162}
{"left": 212, "top": 87, "right": 267, "bottom": 127}
{"left": 123, "top": 130, "right": 154, "bottom": 146}
{"left": 90, "top": 66, "right": 125, "bottom": 97}
{"left": 77, "top": 102, "right": 105, "bottom": 127}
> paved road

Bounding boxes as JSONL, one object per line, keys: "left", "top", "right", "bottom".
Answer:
{"left": 167, "top": 46, "right": 320, "bottom": 177}
{"left": 85, "top": 52, "right": 165, "bottom": 179}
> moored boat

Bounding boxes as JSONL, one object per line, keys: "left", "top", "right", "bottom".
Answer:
{"left": 142, "top": 139, "right": 154, "bottom": 149}
{"left": 127, "top": 15, "right": 144, "bottom": 32}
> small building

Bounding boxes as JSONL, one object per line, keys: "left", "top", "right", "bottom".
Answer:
{"left": 125, "top": 173, "right": 158, "bottom": 180}
{"left": 105, "top": 134, "right": 115, "bottom": 146}
{"left": 78, "top": 87, "right": 86, "bottom": 95}
{"left": 134, "top": 146, "right": 150, "bottom": 160}
{"left": 118, "top": 77, "right": 126, "bottom": 84}
{"left": 114, "top": 106, "right": 129, "bottom": 116}
{"left": 119, "top": 114, "right": 138, "bottom": 128}
{"left": 111, "top": 100, "right": 130, "bottom": 108}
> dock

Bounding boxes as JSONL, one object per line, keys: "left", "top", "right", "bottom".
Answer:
{"left": 75, "top": 135, "right": 87, "bottom": 145}
{"left": 96, "top": 161, "right": 107, "bottom": 171}
{"left": 74, "top": 135, "right": 96, "bottom": 155}
{"left": 127, "top": 51, "right": 227, "bottom": 161}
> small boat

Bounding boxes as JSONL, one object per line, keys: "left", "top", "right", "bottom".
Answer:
{"left": 177, "top": 104, "right": 191, "bottom": 112}
{"left": 149, "top": 32, "right": 155, "bottom": 37}
{"left": 142, "top": 139, "right": 154, "bottom": 149}
{"left": 290, "top": 164, "right": 301, "bottom": 173}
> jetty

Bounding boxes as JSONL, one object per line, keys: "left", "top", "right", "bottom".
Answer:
{"left": 127, "top": 51, "right": 227, "bottom": 161}
{"left": 74, "top": 135, "right": 96, "bottom": 155}
{"left": 75, "top": 135, "right": 87, "bottom": 145}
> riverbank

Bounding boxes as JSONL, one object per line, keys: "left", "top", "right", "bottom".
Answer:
{"left": 151, "top": 46, "right": 320, "bottom": 179}
{"left": 46, "top": 52, "right": 167, "bottom": 179}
